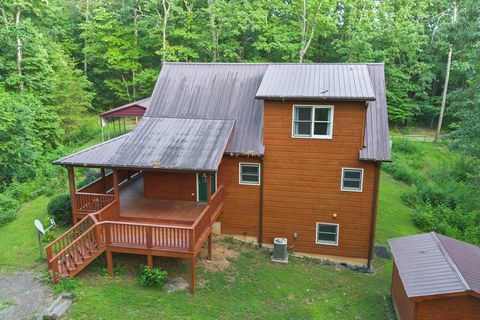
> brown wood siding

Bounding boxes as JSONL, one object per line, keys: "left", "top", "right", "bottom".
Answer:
{"left": 217, "top": 156, "right": 261, "bottom": 239}
{"left": 392, "top": 263, "right": 415, "bottom": 320}
{"left": 143, "top": 171, "right": 196, "bottom": 201}
{"left": 262, "top": 100, "right": 377, "bottom": 259}
{"left": 416, "top": 295, "right": 480, "bottom": 320}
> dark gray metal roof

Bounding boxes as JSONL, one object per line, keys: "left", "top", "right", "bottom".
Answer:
{"left": 256, "top": 64, "right": 376, "bottom": 101}
{"left": 54, "top": 135, "right": 129, "bottom": 167}
{"left": 360, "top": 64, "right": 391, "bottom": 161}
{"left": 109, "top": 117, "right": 234, "bottom": 171}
{"left": 146, "top": 63, "right": 268, "bottom": 155}
{"left": 388, "top": 232, "right": 480, "bottom": 299}
{"left": 54, "top": 118, "right": 234, "bottom": 171}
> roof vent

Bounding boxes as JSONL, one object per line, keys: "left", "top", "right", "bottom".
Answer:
{"left": 272, "top": 238, "right": 288, "bottom": 263}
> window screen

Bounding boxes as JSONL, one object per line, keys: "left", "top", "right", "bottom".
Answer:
{"left": 341, "top": 168, "right": 363, "bottom": 191}
{"left": 239, "top": 163, "right": 260, "bottom": 185}
{"left": 316, "top": 223, "right": 339, "bottom": 245}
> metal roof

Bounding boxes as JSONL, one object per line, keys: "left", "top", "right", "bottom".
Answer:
{"left": 360, "top": 64, "right": 391, "bottom": 161}
{"left": 100, "top": 97, "right": 150, "bottom": 117}
{"left": 388, "top": 232, "right": 480, "bottom": 299}
{"left": 54, "top": 135, "right": 129, "bottom": 167}
{"left": 146, "top": 63, "right": 268, "bottom": 155}
{"left": 256, "top": 64, "right": 376, "bottom": 101}
{"left": 109, "top": 117, "right": 234, "bottom": 171}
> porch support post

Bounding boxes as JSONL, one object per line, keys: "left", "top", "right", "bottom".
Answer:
{"left": 100, "top": 168, "right": 106, "bottom": 193}
{"left": 112, "top": 169, "right": 120, "bottom": 201}
{"left": 207, "top": 233, "right": 212, "bottom": 261}
{"left": 206, "top": 172, "right": 212, "bottom": 205}
{"left": 190, "top": 256, "right": 196, "bottom": 294}
{"left": 67, "top": 167, "right": 78, "bottom": 224}
{"left": 106, "top": 249, "right": 113, "bottom": 276}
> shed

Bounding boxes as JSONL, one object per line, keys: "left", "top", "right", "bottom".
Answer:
{"left": 388, "top": 232, "right": 480, "bottom": 320}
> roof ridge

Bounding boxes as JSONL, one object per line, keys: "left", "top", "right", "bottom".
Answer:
{"left": 431, "top": 232, "right": 471, "bottom": 291}
{"left": 163, "top": 62, "right": 385, "bottom": 66}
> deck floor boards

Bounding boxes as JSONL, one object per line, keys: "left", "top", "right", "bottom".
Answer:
{"left": 118, "top": 176, "right": 206, "bottom": 224}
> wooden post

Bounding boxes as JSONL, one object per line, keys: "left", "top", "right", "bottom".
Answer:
{"left": 206, "top": 173, "right": 212, "bottom": 205}
{"left": 112, "top": 169, "right": 120, "bottom": 219}
{"left": 100, "top": 168, "right": 106, "bottom": 193}
{"left": 67, "top": 167, "right": 78, "bottom": 224}
{"left": 207, "top": 233, "right": 212, "bottom": 261}
{"left": 106, "top": 249, "right": 113, "bottom": 276}
{"left": 190, "top": 256, "right": 196, "bottom": 294}
{"left": 147, "top": 255, "right": 153, "bottom": 268}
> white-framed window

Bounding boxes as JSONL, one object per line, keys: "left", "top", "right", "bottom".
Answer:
{"left": 239, "top": 163, "right": 261, "bottom": 185}
{"left": 292, "top": 105, "right": 334, "bottom": 139}
{"left": 341, "top": 168, "right": 364, "bottom": 192}
{"left": 316, "top": 223, "right": 339, "bottom": 246}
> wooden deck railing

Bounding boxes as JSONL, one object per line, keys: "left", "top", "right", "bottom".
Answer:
{"left": 45, "top": 214, "right": 97, "bottom": 257}
{"left": 94, "top": 200, "right": 119, "bottom": 222}
{"left": 76, "top": 192, "right": 115, "bottom": 213}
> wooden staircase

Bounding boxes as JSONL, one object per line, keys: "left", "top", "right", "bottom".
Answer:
{"left": 46, "top": 214, "right": 105, "bottom": 282}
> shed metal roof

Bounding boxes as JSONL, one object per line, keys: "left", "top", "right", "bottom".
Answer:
{"left": 388, "top": 232, "right": 480, "bottom": 299}
{"left": 146, "top": 63, "right": 268, "bottom": 155}
{"left": 256, "top": 64, "right": 376, "bottom": 101}
{"left": 100, "top": 97, "right": 150, "bottom": 117}
{"left": 360, "top": 64, "right": 391, "bottom": 161}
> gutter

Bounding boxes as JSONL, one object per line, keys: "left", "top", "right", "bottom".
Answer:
{"left": 258, "top": 156, "right": 264, "bottom": 248}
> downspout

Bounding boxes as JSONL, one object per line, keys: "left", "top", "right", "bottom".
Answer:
{"left": 367, "top": 161, "right": 381, "bottom": 270}
{"left": 258, "top": 156, "right": 264, "bottom": 248}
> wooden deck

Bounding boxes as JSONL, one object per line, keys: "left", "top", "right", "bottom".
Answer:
{"left": 118, "top": 177, "right": 205, "bottom": 225}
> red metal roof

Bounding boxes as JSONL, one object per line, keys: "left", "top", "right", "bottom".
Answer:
{"left": 388, "top": 232, "right": 480, "bottom": 299}
{"left": 100, "top": 97, "right": 150, "bottom": 117}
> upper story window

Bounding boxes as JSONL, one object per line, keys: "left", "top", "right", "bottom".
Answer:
{"left": 292, "top": 105, "right": 333, "bottom": 139}
{"left": 239, "top": 163, "right": 261, "bottom": 185}
{"left": 341, "top": 168, "right": 363, "bottom": 192}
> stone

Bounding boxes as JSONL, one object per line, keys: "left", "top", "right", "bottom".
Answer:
{"left": 165, "top": 277, "right": 189, "bottom": 293}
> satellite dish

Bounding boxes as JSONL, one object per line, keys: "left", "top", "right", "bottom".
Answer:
{"left": 34, "top": 219, "right": 45, "bottom": 235}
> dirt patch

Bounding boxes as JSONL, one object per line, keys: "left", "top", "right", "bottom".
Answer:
{"left": 375, "top": 245, "right": 392, "bottom": 259}
{"left": 197, "top": 236, "right": 241, "bottom": 272}
{"left": 0, "top": 271, "right": 52, "bottom": 320}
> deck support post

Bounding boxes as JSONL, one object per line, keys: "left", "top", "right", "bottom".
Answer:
{"left": 112, "top": 169, "right": 120, "bottom": 201}
{"left": 207, "top": 233, "right": 212, "bottom": 261}
{"left": 147, "top": 255, "right": 153, "bottom": 268}
{"left": 206, "top": 173, "right": 212, "bottom": 205}
{"left": 190, "top": 256, "right": 196, "bottom": 294}
{"left": 106, "top": 249, "right": 113, "bottom": 276}
{"left": 67, "top": 167, "right": 78, "bottom": 224}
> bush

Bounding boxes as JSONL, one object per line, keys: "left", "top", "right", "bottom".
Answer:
{"left": 47, "top": 194, "right": 72, "bottom": 225}
{"left": 137, "top": 265, "right": 167, "bottom": 289}
{"left": 0, "top": 194, "right": 20, "bottom": 227}
{"left": 392, "top": 139, "right": 420, "bottom": 154}
{"left": 383, "top": 161, "right": 422, "bottom": 185}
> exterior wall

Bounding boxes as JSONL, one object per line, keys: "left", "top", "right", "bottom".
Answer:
{"left": 415, "top": 295, "right": 480, "bottom": 320}
{"left": 217, "top": 156, "right": 261, "bottom": 239}
{"left": 392, "top": 263, "right": 416, "bottom": 320}
{"left": 262, "top": 100, "right": 377, "bottom": 260}
{"left": 143, "top": 171, "right": 196, "bottom": 201}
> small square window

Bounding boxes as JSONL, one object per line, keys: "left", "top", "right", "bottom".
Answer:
{"left": 316, "top": 223, "right": 339, "bottom": 245}
{"left": 341, "top": 168, "right": 363, "bottom": 192}
{"left": 239, "top": 163, "right": 260, "bottom": 185}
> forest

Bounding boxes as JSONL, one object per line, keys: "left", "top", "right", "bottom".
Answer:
{"left": 0, "top": 0, "right": 479, "bottom": 228}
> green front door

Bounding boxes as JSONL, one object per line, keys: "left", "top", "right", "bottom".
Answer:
{"left": 197, "top": 173, "right": 216, "bottom": 202}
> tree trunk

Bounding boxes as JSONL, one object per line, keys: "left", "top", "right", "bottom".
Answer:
{"left": 161, "top": 0, "right": 170, "bottom": 62}
{"left": 207, "top": 0, "right": 218, "bottom": 62}
{"left": 84, "top": 0, "right": 89, "bottom": 76}
{"left": 15, "top": 6, "right": 23, "bottom": 91}
{"left": 299, "top": 0, "right": 307, "bottom": 63}
{"left": 132, "top": 5, "right": 139, "bottom": 99}
{"left": 434, "top": 46, "right": 452, "bottom": 142}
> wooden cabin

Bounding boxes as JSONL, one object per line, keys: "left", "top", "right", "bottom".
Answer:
{"left": 47, "top": 63, "right": 391, "bottom": 292}
{"left": 388, "top": 233, "right": 480, "bottom": 320}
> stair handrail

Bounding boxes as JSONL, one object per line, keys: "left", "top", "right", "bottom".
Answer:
{"left": 47, "top": 220, "right": 102, "bottom": 265}
{"left": 45, "top": 214, "right": 97, "bottom": 258}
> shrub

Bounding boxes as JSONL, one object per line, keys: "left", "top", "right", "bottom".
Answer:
{"left": 0, "top": 194, "right": 20, "bottom": 227}
{"left": 392, "top": 139, "right": 420, "bottom": 154}
{"left": 77, "top": 169, "right": 101, "bottom": 189}
{"left": 47, "top": 194, "right": 72, "bottom": 225}
{"left": 137, "top": 265, "right": 167, "bottom": 289}
{"left": 383, "top": 162, "right": 422, "bottom": 185}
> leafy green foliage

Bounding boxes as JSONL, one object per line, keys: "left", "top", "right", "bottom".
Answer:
{"left": 47, "top": 194, "right": 72, "bottom": 226}
{"left": 137, "top": 265, "right": 168, "bottom": 289}
{"left": 0, "top": 193, "right": 19, "bottom": 227}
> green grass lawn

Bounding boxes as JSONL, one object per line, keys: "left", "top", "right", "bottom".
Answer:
{"left": 0, "top": 169, "right": 417, "bottom": 319}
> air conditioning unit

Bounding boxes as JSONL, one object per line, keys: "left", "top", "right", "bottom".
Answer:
{"left": 272, "top": 238, "right": 288, "bottom": 263}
